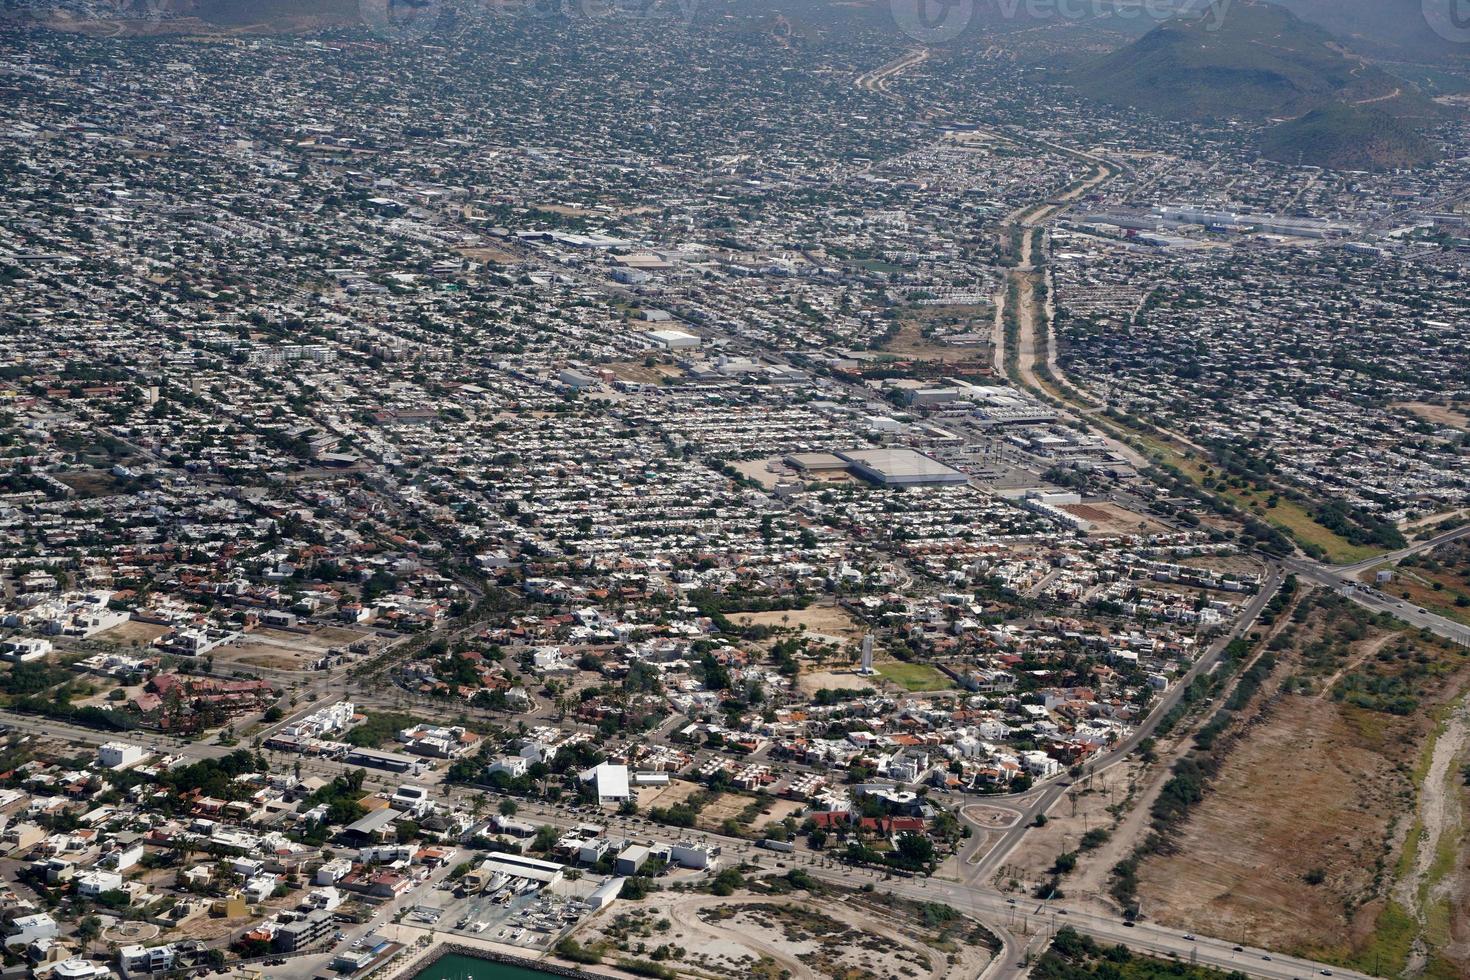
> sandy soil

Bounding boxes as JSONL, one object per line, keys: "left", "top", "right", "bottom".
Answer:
{"left": 637, "top": 779, "right": 705, "bottom": 812}
{"left": 1128, "top": 612, "right": 1470, "bottom": 974}
{"left": 999, "top": 761, "right": 1144, "bottom": 899}
{"left": 571, "top": 891, "right": 988, "bottom": 980}
{"left": 731, "top": 602, "right": 864, "bottom": 640}
{"left": 756, "top": 799, "right": 806, "bottom": 831}
{"left": 215, "top": 625, "right": 368, "bottom": 671}
{"left": 696, "top": 793, "right": 749, "bottom": 833}
{"left": 1394, "top": 402, "right": 1470, "bottom": 431}
{"left": 796, "top": 668, "right": 881, "bottom": 696}
{"left": 731, "top": 457, "right": 788, "bottom": 490}
{"left": 1058, "top": 501, "right": 1168, "bottom": 537}
{"left": 94, "top": 620, "right": 171, "bottom": 645}
{"left": 1395, "top": 694, "right": 1470, "bottom": 974}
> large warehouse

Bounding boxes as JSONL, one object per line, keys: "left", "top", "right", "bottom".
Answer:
{"left": 838, "top": 448, "right": 968, "bottom": 487}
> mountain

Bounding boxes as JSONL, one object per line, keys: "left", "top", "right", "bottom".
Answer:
{"left": 1068, "top": 2, "right": 1431, "bottom": 120}
{"left": 185, "top": 0, "right": 361, "bottom": 29}
{"left": 1271, "top": 0, "right": 1470, "bottom": 62}
{"left": 1261, "top": 105, "right": 1440, "bottom": 170}
{"left": 1065, "top": 2, "right": 1444, "bottom": 169}
{"left": 3, "top": 0, "right": 363, "bottom": 34}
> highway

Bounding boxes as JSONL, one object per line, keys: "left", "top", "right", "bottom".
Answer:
{"left": 966, "top": 565, "right": 1283, "bottom": 880}
{"left": 1331, "top": 522, "right": 1470, "bottom": 575}
{"left": 1281, "top": 526, "right": 1470, "bottom": 649}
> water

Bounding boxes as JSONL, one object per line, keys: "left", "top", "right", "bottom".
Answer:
{"left": 411, "top": 952, "right": 564, "bottom": 980}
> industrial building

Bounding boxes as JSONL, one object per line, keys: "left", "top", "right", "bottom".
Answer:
{"left": 646, "top": 328, "right": 700, "bottom": 349}
{"left": 837, "top": 448, "right": 968, "bottom": 487}
{"left": 344, "top": 747, "right": 421, "bottom": 773}
{"left": 478, "top": 851, "right": 566, "bottom": 887}
{"left": 783, "top": 452, "right": 850, "bottom": 477}
{"left": 580, "top": 761, "right": 633, "bottom": 805}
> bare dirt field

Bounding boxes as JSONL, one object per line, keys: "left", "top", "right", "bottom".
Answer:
{"left": 696, "top": 793, "right": 748, "bottom": 833}
{"left": 756, "top": 799, "right": 806, "bottom": 831}
{"left": 796, "top": 668, "right": 880, "bottom": 696}
{"left": 1394, "top": 401, "right": 1470, "bottom": 431}
{"left": 54, "top": 469, "right": 124, "bottom": 498}
{"left": 882, "top": 318, "right": 994, "bottom": 364}
{"left": 94, "top": 620, "right": 170, "bottom": 645}
{"left": 1059, "top": 501, "right": 1168, "bottom": 537}
{"left": 637, "top": 778, "right": 705, "bottom": 812}
{"left": 1137, "top": 689, "right": 1411, "bottom": 958}
{"left": 1130, "top": 600, "right": 1470, "bottom": 976}
{"left": 214, "top": 625, "right": 370, "bottom": 671}
{"left": 732, "top": 457, "right": 788, "bottom": 490}
{"left": 570, "top": 890, "right": 991, "bottom": 980}
{"left": 604, "top": 360, "right": 684, "bottom": 385}
{"left": 732, "top": 602, "right": 863, "bottom": 641}
{"left": 995, "top": 760, "right": 1144, "bottom": 899}
{"left": 311, "top": 625, "right": 372, "bottom": 645}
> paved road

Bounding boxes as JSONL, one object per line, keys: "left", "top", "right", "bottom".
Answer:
{"left": 1283, "top": 555, "right": 1470, "bottom": 648}
{"left": 2, "top": 676, "right": 1375, "bottom": 980}
{"left": 1333, "top": 523, "right": 1470, "bottom": 575}
{"left": 967, "top": 566, "right": 1283, "bottom": 882}
{"left": 897, "top": 879, "right": 1376, "bottom": 980}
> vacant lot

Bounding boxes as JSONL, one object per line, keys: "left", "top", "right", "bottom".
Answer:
{"left": 1059, "top": 501, "right": 1168, "bottom": 537}
{"left": 94, "top": 620, "right": 170, "bottom": 645}
{"left": 796, "top": 668, "right": 880, "bottom": 696}
{"left": 638, "top": 778, "right": 704, "bottom": 811}
{"left": 882, "top": 317, "right": 994, "bottom": 364}
{"left": 1132, "top": 595, "right": 1470, "bottom": 976}
{"left": 453, "top": 246, "right": 517, "bottom": 265}
{"left": 695, "top": 792, "right": 747, "bottom": 833}
{"left": 1001, "top": 760, "right": 1143, "bottom": 897}
{"left": 757, "top": 799, "right": 806, "bottom": 831}
{"left": 54, "top": 469, "right": 124, "bottom": 499}
{"left": 1394, "top": 401, "right": 1470, "bottom": 431}
{"left": 604, "top": 359, "right": 684, "bottom": 385}
{"left": 571, "top": 890, "right": 989, "bottom": 980}
{"left": 731, "top": 457, "right": 787, "bottom": 490}
{"left": 732, "top": 602, "right": 864, "bottom": 641}
{"left": 877, "top": 661, "right": 953, "bottom": 692}
{"left": 214, "top": 625, "right": 369, "bottom": 671}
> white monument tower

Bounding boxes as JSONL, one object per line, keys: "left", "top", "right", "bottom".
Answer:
{"left": 858, "top": 634, "right": 875, "bottom": 675}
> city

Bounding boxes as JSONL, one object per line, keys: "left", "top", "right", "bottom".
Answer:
{"left": 0, "top": 2, "right": 1468, "bottom": 980}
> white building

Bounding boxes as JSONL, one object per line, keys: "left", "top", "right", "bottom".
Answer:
{"left": 669, "top": 841, "right": 715, "bottom": 870}
{"left": 118, "top": 944, "right": 176, "bottom": 978}
{"left": 51, "top": 959, "right": 111, "bottom": 980}
{"left": 74, "top": 870, "right": 124, "bottom": 899}
{"left": 97, "top": 742, "right": 150, "bottom": 771}
{"left": 314, "top": 858, "right": 352, "bottom": 886}
{"left": 305, "top": 887, "right": 342, "bottom": 912}
{"left": 580, "top": 762, "right": 632, "bottom": 805}
{"left": 5, "top": 912, "right": 58, "bottom": 948}
{"left": 0, "top": 638, "right": 52, "bottom": 662}
{"left": 647, "top": 328, "right": 700, "bottom": 349}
